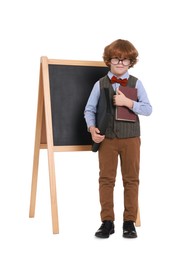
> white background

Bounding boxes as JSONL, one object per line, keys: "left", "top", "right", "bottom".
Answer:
{"left": 1, "top": 0, "right": 185, "bottom": 259}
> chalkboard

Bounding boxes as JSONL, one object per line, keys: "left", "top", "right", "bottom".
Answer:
{"left": 48, "top": 64, "right": 109, "bottom": 146}
{"left": 30, "top": 58, "right": 140, "bottom": 234}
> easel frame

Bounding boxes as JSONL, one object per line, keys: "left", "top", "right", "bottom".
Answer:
{"left": 29, "top": 57, "right": 141, "bottom": 234}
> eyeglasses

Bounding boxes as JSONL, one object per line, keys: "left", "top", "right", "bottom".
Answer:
{"left": 110, "top": 58, "right": 131, "bottom": 66}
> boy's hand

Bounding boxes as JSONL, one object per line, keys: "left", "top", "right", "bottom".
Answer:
{"left": 89, "top": 126, "right": 105, "bottom": 143}
{"left": 113, "top": 89, "right": 134, "bottom": 109}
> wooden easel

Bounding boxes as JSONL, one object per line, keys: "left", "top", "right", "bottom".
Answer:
{"left": 29, "top": 57, "right": 141, "bottom": 234}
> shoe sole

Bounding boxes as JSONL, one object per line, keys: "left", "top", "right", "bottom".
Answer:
{"left": 123, "top": 234, "right": 137, "bottom": 238}
{"left": 95, "top": 229, "right": 115, "bottom": 238}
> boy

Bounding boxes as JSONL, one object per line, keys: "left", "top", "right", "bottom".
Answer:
{"left": 84, "top": 39, "right": 152, "bottom": 238}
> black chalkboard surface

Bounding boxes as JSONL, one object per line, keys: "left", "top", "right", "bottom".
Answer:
{"left": 48, "top": 64, "right": 108, "bottom": 146}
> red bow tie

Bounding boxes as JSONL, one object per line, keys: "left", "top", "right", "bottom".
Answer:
{"left": 110, "top": 76, "right": 128, "bottom": 86}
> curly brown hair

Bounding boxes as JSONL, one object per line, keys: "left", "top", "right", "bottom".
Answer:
{"left": 103, "top": 39, "right": 138, "bottom": 68}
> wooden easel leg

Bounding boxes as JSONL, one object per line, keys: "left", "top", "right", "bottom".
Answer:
{"left": 29, "top": 67, "right": 44, "bottom": 218}
{"left": 47, "top": 150, "right": 59, "bottom": 234}
{"left": 29, "top": 142, "right": 40, "bottom": 218}
{"left": 41, "top": 57, "right": 59, "bottom": 234}
{"left": 135, "top": 205, "right": 141, "bottom": 227}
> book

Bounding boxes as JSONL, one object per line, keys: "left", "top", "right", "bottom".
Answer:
{"left": 115, "top": 86, "right": 138, "bottom": 122}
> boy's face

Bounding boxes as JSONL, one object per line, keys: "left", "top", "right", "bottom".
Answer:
{"left": 109, "top": 58, "right": 131, "bottom": 77}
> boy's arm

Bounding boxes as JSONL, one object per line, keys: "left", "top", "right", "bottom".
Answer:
{"left": 132, "top": 80, "right": 152, "bottom": 116}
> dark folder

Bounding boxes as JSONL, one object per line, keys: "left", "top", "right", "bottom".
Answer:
{"left": 92, "top": 88, "right": 111, "bottom": 152}
{"left": 115, "top": 86, "right": 137, "bottom": 122}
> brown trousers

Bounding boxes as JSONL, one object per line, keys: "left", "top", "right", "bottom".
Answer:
{"left": 98, "top": 137, "right": 140, "bottom": 222}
